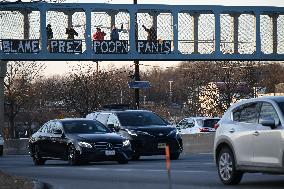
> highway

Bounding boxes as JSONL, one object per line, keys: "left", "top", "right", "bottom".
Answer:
{"left": 0, "top": 154, "right": 283, "bottom": 189}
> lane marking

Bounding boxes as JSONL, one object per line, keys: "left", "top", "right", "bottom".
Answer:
{"left": 80, "top": 167, "right": 210, "bottom": 173}
{"left": 198, "top": 153, "right": 213, "bottom": 155}
{"left": 203, "top": 162, "right": 215, "bottom": 165}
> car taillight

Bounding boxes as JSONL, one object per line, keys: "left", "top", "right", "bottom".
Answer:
{"left": 214, "top": 123, "right": 219, "bottom": 130}
{"left": 199, "top": 128, "right": 209, "bottom": 132}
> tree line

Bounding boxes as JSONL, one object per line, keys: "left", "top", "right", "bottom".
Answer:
{"left": 4, "top": 61, "right": 284, "bottom": 138}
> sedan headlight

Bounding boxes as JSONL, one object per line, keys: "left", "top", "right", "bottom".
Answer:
{"left": 167, "top": 129, "right": 179, "bottom": 136}
{"left": 122, "top": 140, "right": 130, "bottom": 147}
{"left": 78, "top": 141, "right": 93, "bottom": 148}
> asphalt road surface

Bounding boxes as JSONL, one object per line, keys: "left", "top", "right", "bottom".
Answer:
{"left": 0, "top": 154, "right": 283, "bottom": 189}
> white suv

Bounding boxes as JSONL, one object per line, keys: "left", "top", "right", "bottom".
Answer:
{"left": 214, "top": 96, "right": 284, "bottom": 185}
{"left": 177, "top": 117, "right": 220, "bottom": 134}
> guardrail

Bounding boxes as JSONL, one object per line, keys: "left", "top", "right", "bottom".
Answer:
{"left": 3, "top": 139, "right": 29, "bottom": 155}
{"left": 182, "top": 133, "right": 215, "bottom": 154}
{"left": 3, "top": 134, "right": 215, "bottom": 155}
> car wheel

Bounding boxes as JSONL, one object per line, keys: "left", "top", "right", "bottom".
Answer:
{"left": 217, "top": 147, "right": 243, "bottom": 185}
{"left": 33, "top": 145, "right": 46, "bottom": 166}
{"left": 68, "top": 145, "right": 80, "bottom": 166}
{"left": 170, "top": 152, "right": 180, "bottom": 160}
{"left": 131, "top": 153, "right": 140, "bottom": 160}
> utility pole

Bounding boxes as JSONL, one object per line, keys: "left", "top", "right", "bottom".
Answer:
{"left": 134, "top": 0, "right": 140, "bottom": 109}
{"left": 0, "top": 62, "right": 7, "bottom": 136}
{"left": 169, "top": 80, "right": 173, "bottom": 104}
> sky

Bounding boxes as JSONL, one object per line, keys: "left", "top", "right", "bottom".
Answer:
{"left": 42, "top": 0, "right": 284, "bottom": 76}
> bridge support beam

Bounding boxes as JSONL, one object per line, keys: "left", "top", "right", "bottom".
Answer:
{"left": 214, "top": 11, "right": 221, "bottom": 55}
{"left": 149, "top": 11, "right": 158, "bottom": 30}
{"left": 21, "top": 11, "right": 31, "bottom": 39}
{"left": 271, "top": 13, "right": 279, "bottom": 54}
{"left": 255, "top": 11, "right": 261, "bottom": 56}
{"left": 66, "top": 11, "right": 75, "bottom": 28}
{"left": 85, "top": 8, "right": 92, "bottom": 56}
{"left": 109, "top": 10, "right": 119, "bottom": 29}
{"left": 192, "top": 12, "right": 200, "bottom": 54}
{"left": 231, "top": 13, "right": 240, "bottom": 54}
{"left": 173, "top": 10, "right": 179, "bottom": 53}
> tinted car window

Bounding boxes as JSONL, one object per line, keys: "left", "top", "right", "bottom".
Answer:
{"left": 63, "top": 120, "right": 110, "bottom": 134}
{"left": 39, "top": 123, "right": 49, "bottom": 133}
{"left": 178, "top": 119, "right": 193, "bottom": 129}
{"left": 259, "top": 102, "right": 280, "bottom": 125}
{"left": 233, "top": 103, "right": 258, "bottom": 123}
{"left": 117, "top": 111, "right": 167, "bottom": 127}
{"left": 203, "top": 119, "right": 220, "bottom": 128}
{"left": 184, "top": 118, "right": 194, "bottom": 128}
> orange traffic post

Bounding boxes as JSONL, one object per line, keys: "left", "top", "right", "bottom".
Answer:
{"left": 166, "top": 144, "right": 172, "bottom": 189}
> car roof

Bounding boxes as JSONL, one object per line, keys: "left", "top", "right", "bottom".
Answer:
{"left": 257, "top": 96, "right": 284, "bottom": 102}
{"left": 54, "top": 118, "right": 95, "bottom": 122}
{"left": 231, "top": 96, "right": 284, "bottom": 108}
{"left": 184, "top": 117, "right": 220, "bottom": 120}
{"left": 90, "top": 109, "right": 153, "bottom": 114}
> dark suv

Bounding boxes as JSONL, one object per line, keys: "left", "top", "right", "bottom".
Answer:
{"left": 28, "top": 118, "right": 132, "bottom": 165}
{"left": 86, "top": 110, "right": 183, "bottom": 160}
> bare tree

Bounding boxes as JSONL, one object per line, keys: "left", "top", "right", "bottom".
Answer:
{"left": 258, "top": 63, "right": 284, "bottom": 93}
{"left": 199, "top": 61, "right": 254, "bottom": 116}
{"left": 61, "top": 63, "right": 132, "bottom": 117}
{"left": 4, "top": 61, "right": 45, "bottom": 138}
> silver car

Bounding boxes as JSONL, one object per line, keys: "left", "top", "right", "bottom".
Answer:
{"left": 214, "top": 96, "right": 284, "bottom": 185}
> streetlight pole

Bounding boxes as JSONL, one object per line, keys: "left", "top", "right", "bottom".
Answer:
{"left": 169, "top": 80, "right": 173, "bottom": 104}
{"left": 134, "top": 0, "right": 140, "bottom": 109}
{"left": 0, "top": 61, "right": 7, "bottom": 136}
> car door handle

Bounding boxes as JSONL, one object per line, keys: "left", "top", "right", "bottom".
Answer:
{"left": 229, "top": 128, "right": 235, "bottom": 133}
{"left": 253, "top": 131, "right": 260, "bottom": 136}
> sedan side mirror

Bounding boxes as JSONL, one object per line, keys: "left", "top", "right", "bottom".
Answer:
{"left": 114, "top": 126, "right": 120, "bottom": 132}
{"left": 259, "top": 117, "right": 276, "bottom": 129}
{"left": 107, "top": 124, "right": 118, "bottom": 132}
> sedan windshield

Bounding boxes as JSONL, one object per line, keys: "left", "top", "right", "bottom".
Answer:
{"left": 63, "top": 120, "right": 110, "bottom": 134}
{"left": 117, "top": 111, "right": 167, "bottom": 127}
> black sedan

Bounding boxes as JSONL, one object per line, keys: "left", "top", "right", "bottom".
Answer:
{"left": 87, "top": 110, "right": 183, "bottom": 160}
{"left": 28, "top": 118, "right": 132, "bottom": 165}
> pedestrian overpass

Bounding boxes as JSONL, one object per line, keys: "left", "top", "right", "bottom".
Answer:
{"left": 0, "top": 1, "right": 284, "bottom": 61}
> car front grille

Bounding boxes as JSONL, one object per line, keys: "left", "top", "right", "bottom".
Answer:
{"left": 94, "top": 142, "right": 123, "bottom": 150}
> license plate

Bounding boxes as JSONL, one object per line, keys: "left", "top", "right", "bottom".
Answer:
{"left": 105, "top": 150, "right": 115, "bottom": 156}
{"left": 157, "top": 143, "right": 166, "bottom": 149}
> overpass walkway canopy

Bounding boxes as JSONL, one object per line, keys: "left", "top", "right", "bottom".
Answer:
{"left": 0, "top": 2, "right": 284, "bottom": 61}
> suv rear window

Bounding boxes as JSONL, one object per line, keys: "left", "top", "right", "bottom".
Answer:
{"left": 203, "top": 119, "right": 220, "bottom": 128}
{"left": 116, "top": 111, "right": 167, "bottom": 127}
